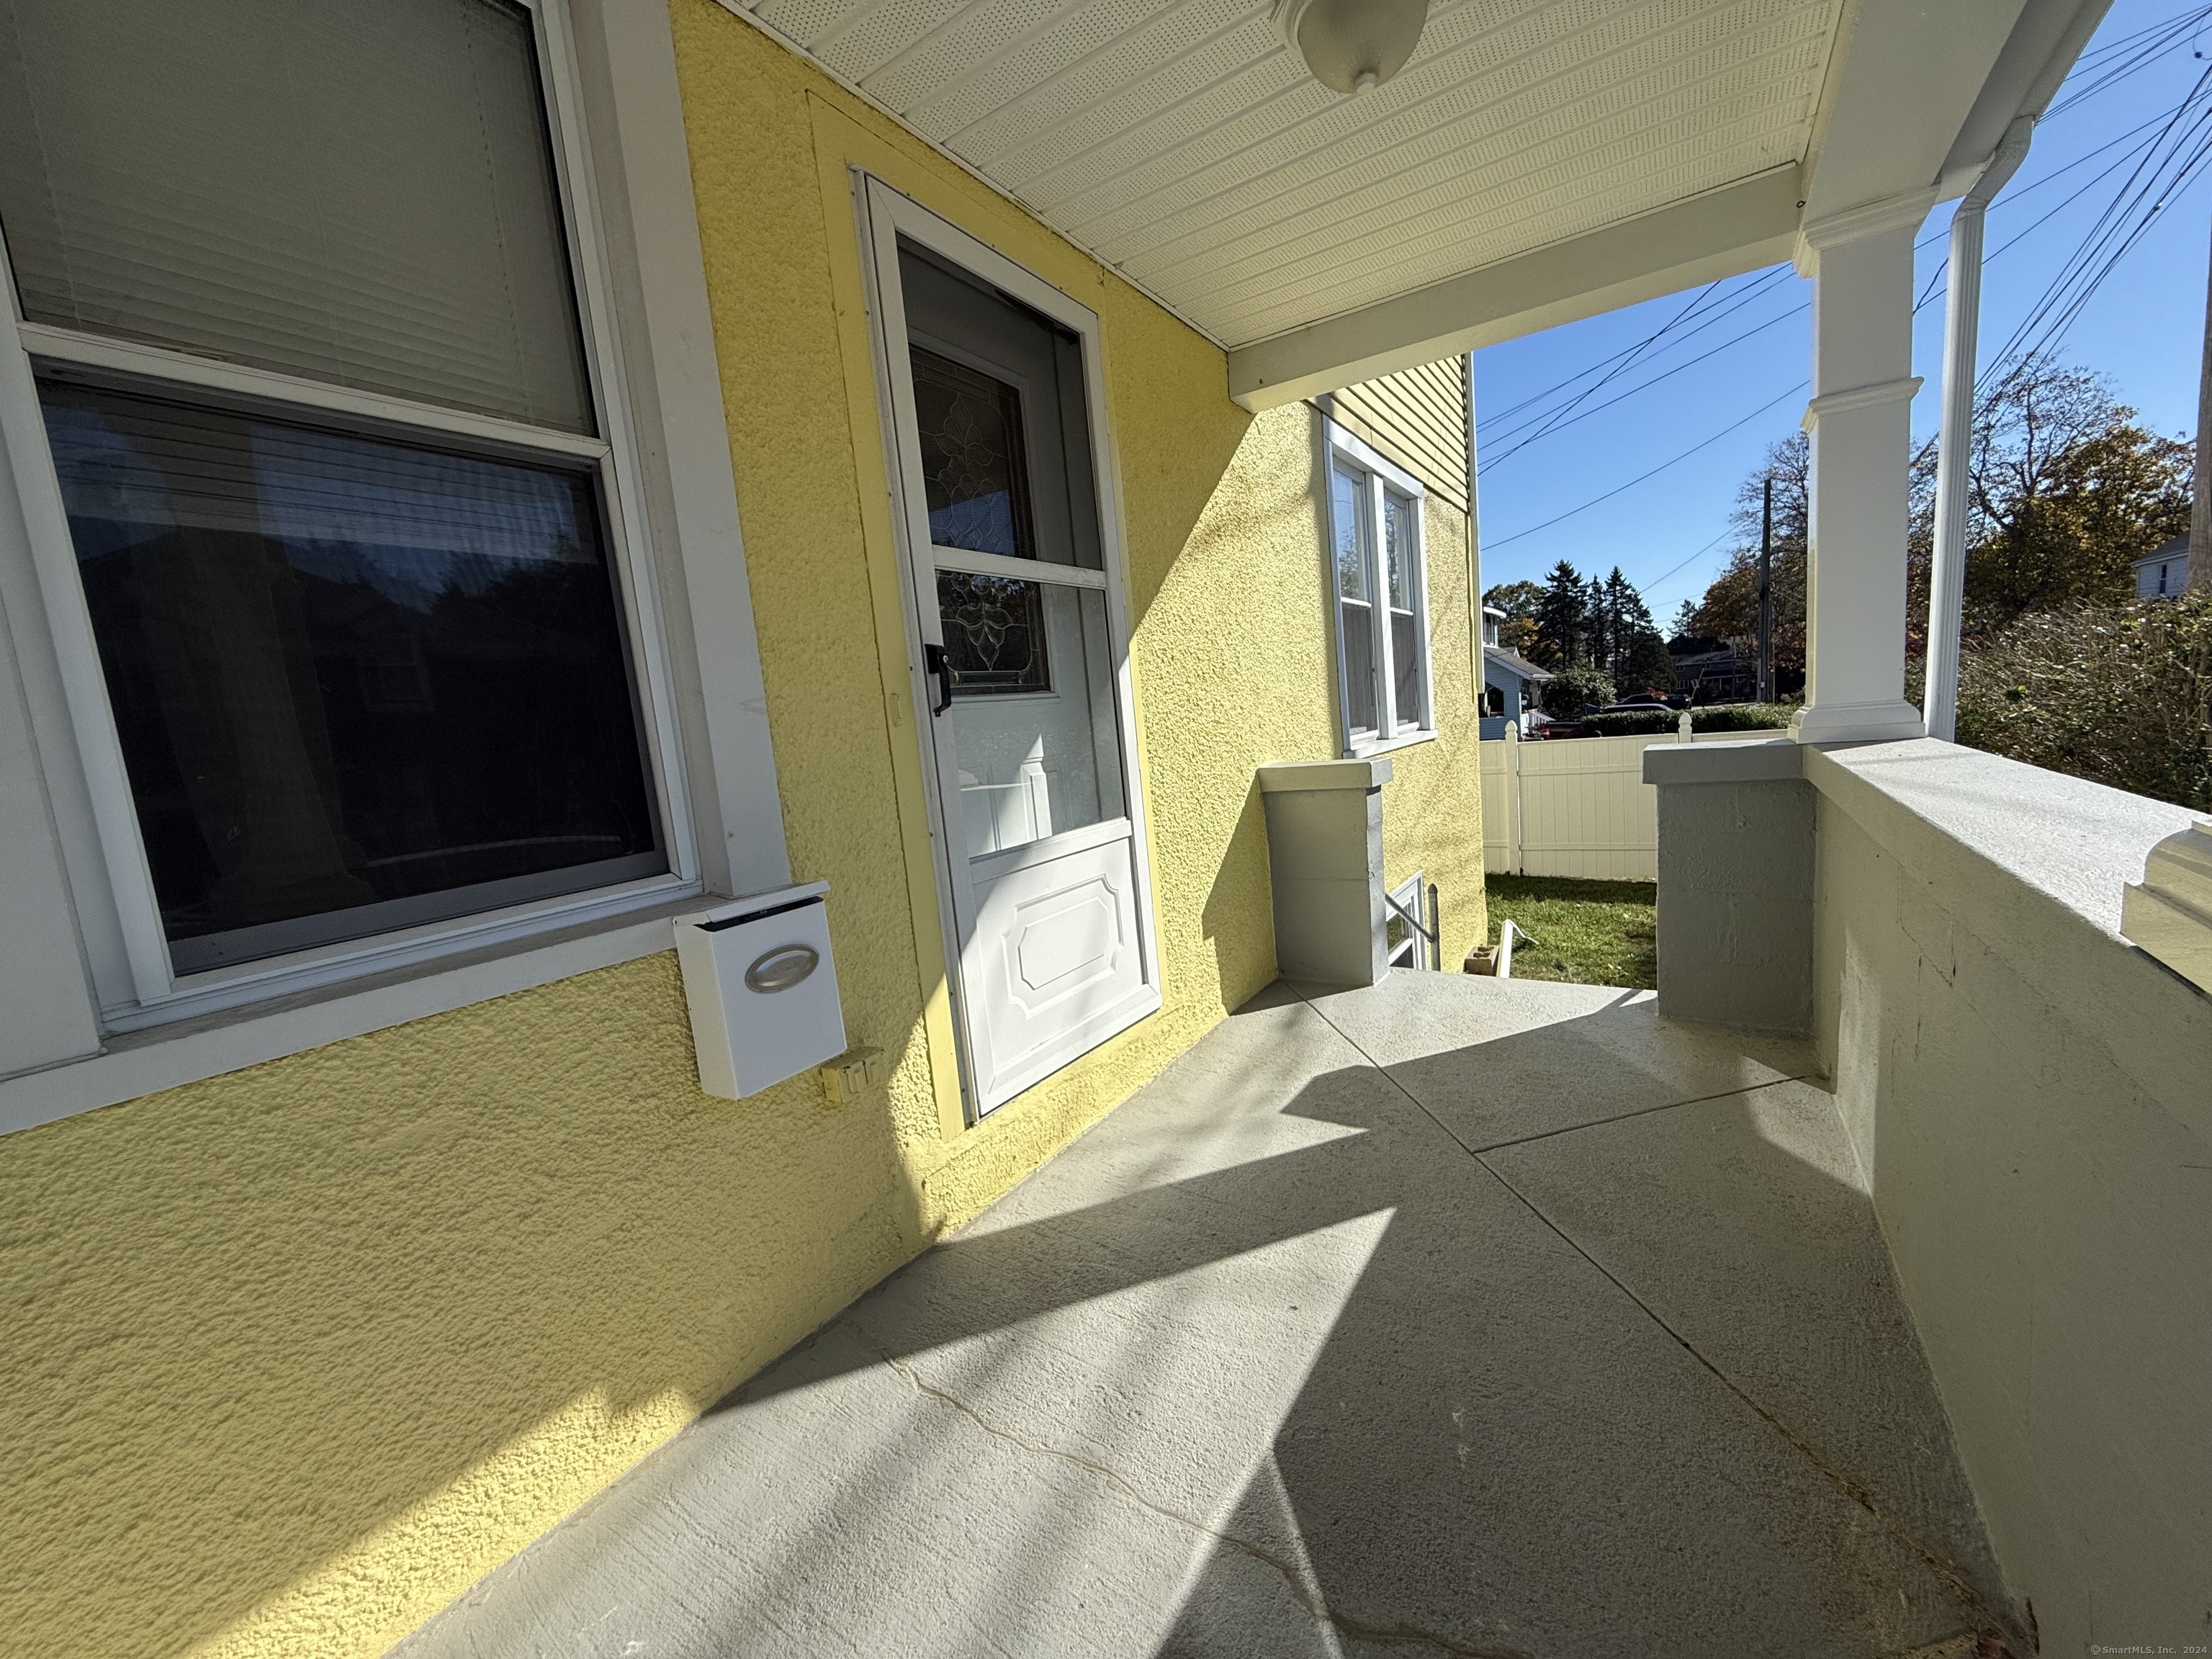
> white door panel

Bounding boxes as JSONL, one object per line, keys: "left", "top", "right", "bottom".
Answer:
{"left": 968, "top": 834, "right": 1149, "bottom": 1106}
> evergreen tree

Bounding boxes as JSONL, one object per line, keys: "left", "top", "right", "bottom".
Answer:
{"left": 1619, "top": 629, "right": 1678, "bottom": 693}
{"left": 1596, "top": 567, "right": 1673, "bottom": 692}
{"left": 1584, "top": 572, "right": 1614, "bottom": 676}
{"left": 1532, "top": 560, "right": 1587, "bottom": 668}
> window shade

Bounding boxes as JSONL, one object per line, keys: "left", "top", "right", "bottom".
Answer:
{"left": 0, "top": 0, "right": 595, "bottom": 434}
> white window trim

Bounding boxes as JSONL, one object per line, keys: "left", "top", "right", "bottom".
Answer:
{"left": 0, "top": 0, "right": 791, "bottom": 1105}
{"left": 1324, "top": 422, "right": 1436, "bottom": 760}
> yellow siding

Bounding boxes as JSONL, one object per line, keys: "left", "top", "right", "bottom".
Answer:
{"left": 1331, "top": 356, "right": 1471, "bottom": 511}
{"left": 0, "top": 6, "right": 1485, "bottom": 1655}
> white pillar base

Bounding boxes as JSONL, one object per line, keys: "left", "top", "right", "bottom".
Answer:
{"left": 1789, "top": 698, "right": 1925, "bottom": 745}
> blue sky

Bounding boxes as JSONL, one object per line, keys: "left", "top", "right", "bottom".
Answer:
{"left": 1473, "top": 0, "right": 2212, "bottom": 628}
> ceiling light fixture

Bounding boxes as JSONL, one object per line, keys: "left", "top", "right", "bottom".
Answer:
{"left": 1272, "top": 0, "right": 1429, "bottom": 94}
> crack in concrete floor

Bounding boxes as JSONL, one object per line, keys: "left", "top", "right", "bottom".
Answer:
{"left": 1290, "top": 986, "right": 2024, "bottom": 1659}
{"left": 854, "top": 1324, "right": 1537, "bottom": 1659}
{"left": 392, "top": 976, "right": 2021, "bottom": 1659}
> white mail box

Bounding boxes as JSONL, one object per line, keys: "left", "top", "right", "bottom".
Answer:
{"left": 675, "top": 881, "right": 847, "bottom": 1100}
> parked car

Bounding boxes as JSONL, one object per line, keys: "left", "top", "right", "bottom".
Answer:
{"left": 1594, "top": 696, "right": 1673, "bottom": 715}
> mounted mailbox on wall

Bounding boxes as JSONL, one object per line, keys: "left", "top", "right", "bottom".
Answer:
{"left": 675, "top": 881, "right": 847, "bottom": 1100}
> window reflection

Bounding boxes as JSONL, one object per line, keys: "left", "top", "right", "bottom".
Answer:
{"left": 1334, "top": 464, "right": 1377, "bottom": 732}
{"left": 912, "top": 347, "right": 1035, "bottom": 559}
{"left": 42, "top": 378, "right": 661, "bottom": 969}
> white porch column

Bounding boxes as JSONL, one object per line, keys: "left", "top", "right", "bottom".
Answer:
{"left": 1791, "top": 199, "right": 1929, "bottom": 746}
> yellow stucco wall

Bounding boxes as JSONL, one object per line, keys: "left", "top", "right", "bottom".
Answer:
{"left": 0, "top": 5, "right": 1484, "bottom": 1655}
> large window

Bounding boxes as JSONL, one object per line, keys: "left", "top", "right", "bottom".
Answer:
{"left": 1327, "top": 428, "right": 1431, "bottom": 752}
{"left": 0, "top": 0, "right": 683, "bottom": 1004}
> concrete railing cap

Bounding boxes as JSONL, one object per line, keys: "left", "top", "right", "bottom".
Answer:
{"left": 1257, "top": 757, "right": 1394, "bottom": 793}
{"left": 1642, "top": 738, "right": 1803, "bottom": 787}
{"left": 2123, "top": 818, "right": 2212, "bottom": 996}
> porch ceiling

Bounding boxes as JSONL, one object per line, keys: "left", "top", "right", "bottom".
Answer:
{"left": 754, "top": 0, "right": 1839, "bottom": 345}
{"left": 738, "top": 0, "right": 2105, "bottom": 403}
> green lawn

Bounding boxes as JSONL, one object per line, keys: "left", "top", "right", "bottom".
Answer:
{"left": 1482, "top": 874, "right": 1657, "bottom": 990}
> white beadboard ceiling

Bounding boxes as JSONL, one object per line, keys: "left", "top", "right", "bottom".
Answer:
{"left": 743, "top": 0, "right": 1845, "bottom": 347}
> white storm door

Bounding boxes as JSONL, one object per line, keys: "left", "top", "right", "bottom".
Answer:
{"left": 862, "top": 179, "right": 1159, "bottom": 1116}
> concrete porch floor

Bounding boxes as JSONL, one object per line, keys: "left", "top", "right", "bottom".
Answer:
{"left": 395, "top": 974, "right": 2020, "bottom": 1659}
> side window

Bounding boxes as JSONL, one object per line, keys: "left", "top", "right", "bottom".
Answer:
{"left": 1327, "top": 431, "right": 1431, "bottom": 752}
{"left": 0, "top": 0, "right": 681, "bottom": 999}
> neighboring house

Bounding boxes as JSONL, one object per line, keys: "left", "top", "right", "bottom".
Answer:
{"left": 1669, "top": 639, "right": 1758, "bottom": 703}
{"left": 0, "top": 2, "right": 2190, "bottom": 1656}
{"left": 2134, "top": 533, "right": 2193, "bottom": 597}
{"left": 1480, "top": 606, "right": 1552, "bottom": 738}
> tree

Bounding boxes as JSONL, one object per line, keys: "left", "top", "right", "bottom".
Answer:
{"left": 1531, "top": 560, "right": 1588, "bottom": 669}
{"left": 1956, "top": 359, "right": 2190, "bottom": 631}
{"left": 1591, "top": 567, "right": 1670, "bottom": 691}
{"left": 1539, "top": 663, "right": 1615, "bottom": 719}
{"left": 1482, "top": 579, "right": 1544, "bottom": 660}
{"left": 1619, "top": 629, "right": 1678, "bottom": 694}
{"left": 1583, "top": 571, "right": 1614, "bottom": 675}
{"left": 1687, "top": 361, "right": 2183, "bottom": 698}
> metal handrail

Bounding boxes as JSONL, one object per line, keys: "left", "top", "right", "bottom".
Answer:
{"left": 1384, "top": 881, "right": 1442, "bottom": 969}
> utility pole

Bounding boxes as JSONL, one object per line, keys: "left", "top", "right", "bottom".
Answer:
{"left": 2193, "top": 210, "right": 2212, "bottom": 590}
{"left": 1755, "top": 476, "right": 1774, "bottom": 703}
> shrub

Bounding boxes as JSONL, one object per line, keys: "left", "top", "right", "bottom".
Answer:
{"left": 1691, "top": 702, "right": 1795, "bottom": 733}
{"left": 1575, "top": 703, "right": 1794, "bottom": 738}
{"left": 1582, "top": 709, "right": 1677, "bottom": 737}
{"left": 1954, "top": 593, "right": 2212, "bottom": 809}
{"left": 1539, "top": 665, "right": 1614, "bottom": 719}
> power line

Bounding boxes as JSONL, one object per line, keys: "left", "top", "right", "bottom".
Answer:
{"left": 1911, "top": 100, "right": 2211, "bottom": 313}
{"left": 1479, "top": 269, "right": 1797, "bottom": 435}
{"left": 2044, "top": 2, "right": 2212, "bottom": 117}
{"left": 1483, "top": 35, "right": 2212, "bottom": 460}
{"left": 1627, "top": 526, "right": 1737, "bottom": 606}
{"left": 1483, "top": 305, "right": 1809, "bottom": 467}
{"left": 1984, "top": 61, "right": 2212, "bottom": 376}
{"left": 1484, "top": 382, "right": 1809, "bottom": 550}
{"left": 1479, "top": 276, "right": 1748, "bottom": 431}
{"left": 1491, "top": 132, "right": 2158, "bottom": 468}
{"left": 1482, "top": 5, "right": 2212, "bottom": 606}
{"left": 1479, "top": 273, "right": 1795, "bottom": 459}
{"left": 1483, "top": 126, "right": 2172, "bottom": 467}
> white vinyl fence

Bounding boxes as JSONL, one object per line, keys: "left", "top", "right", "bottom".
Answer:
{"left": 1480, "top": 727, "right": 1754, "bottom": 881}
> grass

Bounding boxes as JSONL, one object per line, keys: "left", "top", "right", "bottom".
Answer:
{"left": 1481, "top": 874, "right": 1657, "bottom": 990}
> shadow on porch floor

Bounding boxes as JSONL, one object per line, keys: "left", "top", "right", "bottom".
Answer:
{"left": 394, "top": 973, "right": 2020, "bottom": 1659}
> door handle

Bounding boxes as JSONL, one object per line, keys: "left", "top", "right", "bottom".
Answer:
{"left": 922, "top": 642, "right": 954, "bottom": 716}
